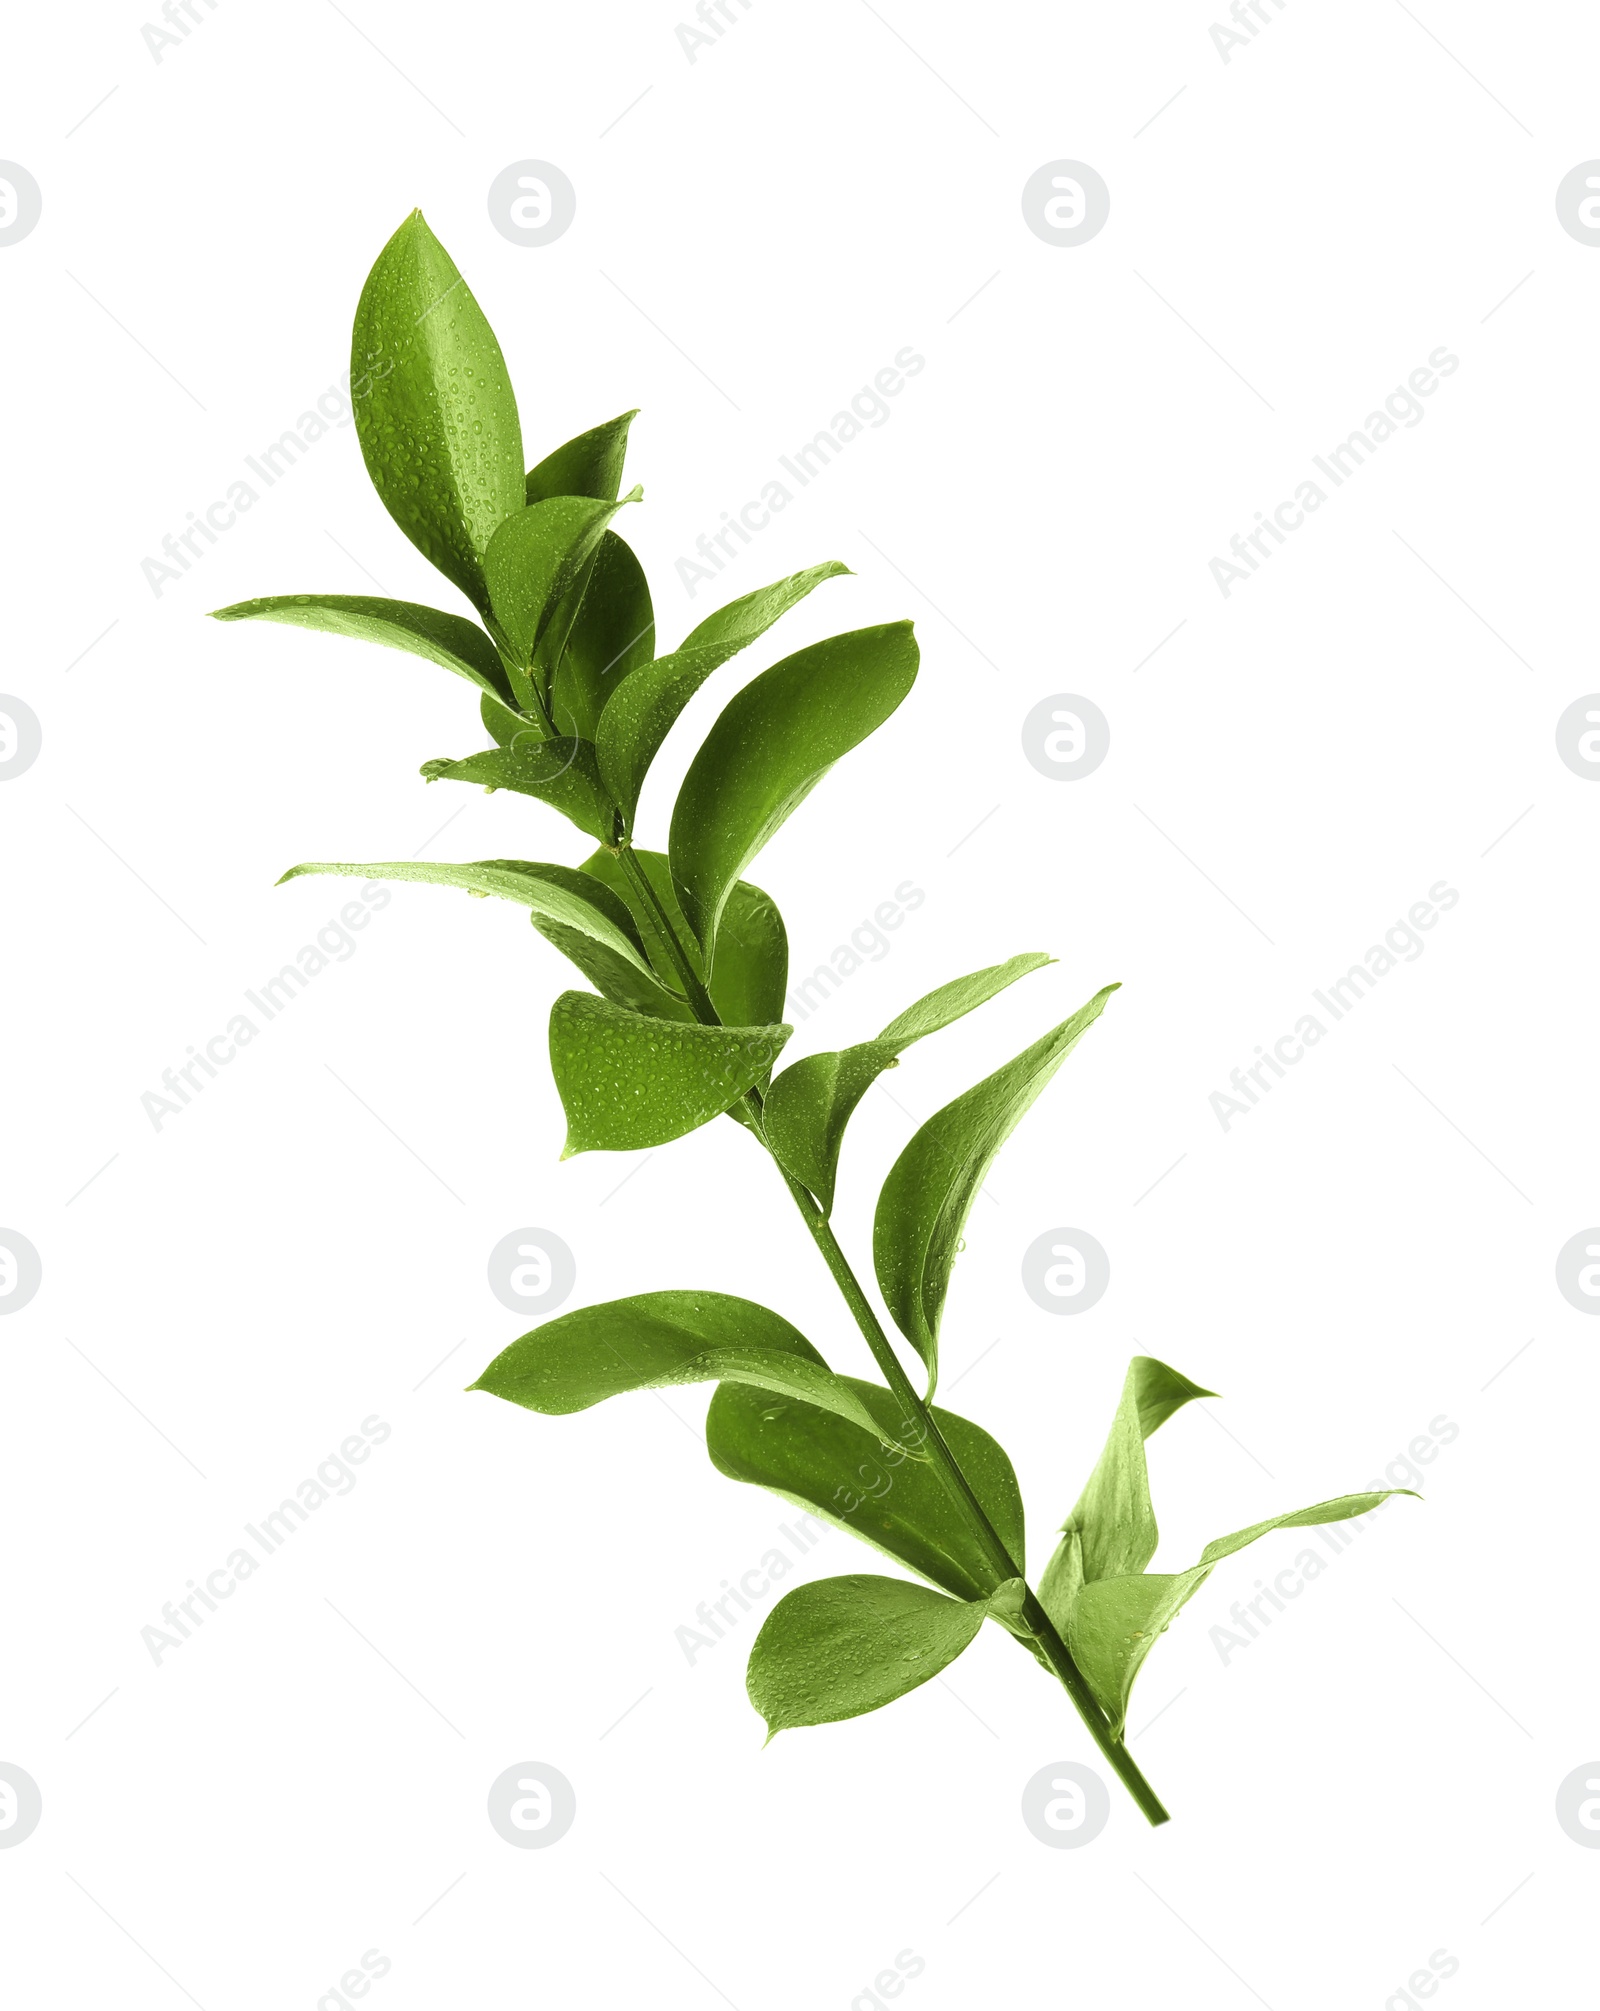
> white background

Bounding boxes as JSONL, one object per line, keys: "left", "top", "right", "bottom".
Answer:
{"left": 2, "top": 1, "right": 1596, "bottom": 2004}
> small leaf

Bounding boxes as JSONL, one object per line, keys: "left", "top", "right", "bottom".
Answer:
{"left": 525, "top": 410, "right": 638, "bottom": 505}
{"left": 765, "top": 953, "right": 1053, "bottom": 1211}
{"left": 872, "top": 984, "right": 1118, "bottom": 1393}
{"left": 209, "top": 594, "right": 516, "bottom": 710}
{"left": 483, "top": 492, "right": 640, "bottom": 690}
{"left": 525, "top": 914, "right": 686, "bottom": 1021}
{"left": 1067, "top": 1491, "right": 1417, "bottom": 1734}
{"left": 277, "top": 857, "right": 656, "bottom": 979}
{"left": 472, "top": 1289, "right": 896, "bottom": 1441}
{"left": 1037, "top": 1355, "right": 1216, "bottom": 1627}
{"left": 594, "top": 561, "right": 850, "bottom": 827}
{"left": 747, "top": 1574, "right": 1022, "bottom": 1737}
{"left": 350, "top": 212, "right": 524, "bottom": 612}
{"left": 669, "top": 621, "right": 919, "bottom": 953}
{"left": 550, "top": 533, "right": 656, "bottom": 742}
{"left": 581, "top": 848, "right": 788, "bottom": 1031}
{"left": 705, "top": 1378, "right": 1025, "bottom": 1601}
{"left": 549, "top": 991, "right": 789, "bottom": 1155}
{"left": 421, "top": 739, "right": 613, "bottom": 842}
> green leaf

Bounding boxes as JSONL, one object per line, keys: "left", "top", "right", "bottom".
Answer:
{"left": 277, "top": 857, "right": 657, "bottom": 980}
{"left": 525, "top": 410, "right": 638, "bottom": 505}
{"left": 1066, "top": 1491, "right": 1415, "bottom": 1735}
{"left": 705, "top": 1377, "right": 1025, "bottom": 1601}
{"left": 209, "top": 594, "right": 517, "bottom": 710}
{"left": 481, "top": 691, "right": 542, "bottom": 746}
{"left": 350, "top": 211, "right": 524, "bottom": 613}
{"left": 581, "top": 848, "right": 788, "bottom": 1031}
{"left": 764, "top": 953, "right": 1053, "bottom": 1212}
{"left": 1037, "top": 1355, "right": 1216, "bottom": 1626}
{"left": 872, "top": 984, "right": 1119, "bottom": 1394}
{"left": 471, "top": 1289, "right": 897, "bottom": 1441}
{"left": 549, "top": 991, "right": 789, "bottom": 1155}
{"left": 420, "top": 739, "right": 614, "bottom": 842}
{"left": 747, "top": 1573, "right": 1024, "bottom": 1738}
{"left": 524, "top": 914, "right": 686, "bottom": 1021}
{"left": 483, "top": 492, "right": 641, "bottom": 693}
{"left": 594, "top": 561, "right": 850, "bottom": 828}
{"left": 669, "top": 621, "right": 918, "bottom": 953}
{"left": 550, "top": 533, "right": 656, "bottom": 742}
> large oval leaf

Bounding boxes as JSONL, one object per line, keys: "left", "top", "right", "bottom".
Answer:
{"left": 525, "top": 410, "right": 638, "bottom": 505}
{"left": 764, "top": 953, "right": 1052, "bottom": 1212}
{"left": 350, "top": 212, "right": 524, "bottom": 612}
{"left": 594, "top": 561, "right": 850, "bottom": 827}
{"left": 747, "top": 1574, "right": 1023, "bottom": 1737}
{"left": 705, "top": 1377, "right": 1025, "bottom": 1601}
{"left": 668, "top": 621, "right": 919, "bottom": 952}
{"left": 420, "top": 739, "right": 614, "bottom": 842}
{"left": 549, "top": 992, "right": 789, "bottom": 1155}
{"left": 209, "top": 595, "right": 516, "bottom": 709}
{"left": 872, "top": 984, "right": 1118, "bottom": 1393}
{"left": 277, "top": 857, "right": 656, "bottom": 979}
{"left": 471, "top": 1289, "right": 896, "bottom": 1441}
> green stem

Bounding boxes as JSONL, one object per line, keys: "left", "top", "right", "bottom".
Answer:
{"left": 613, "top": 841, "right": 1169, "bottom": 1825}
{"left": 774, "top": 1168, "right": 1168, "bottom": 1826}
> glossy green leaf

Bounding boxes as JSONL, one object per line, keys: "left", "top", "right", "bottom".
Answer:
{"left": 764, "top": 953, "right": 1053, "bottom": 1212}
{"left": 747, "top": 1573, "right": 1025, "bottom": 1737}
{"left": 550, "top": 533, "right": 656, "bottom": 742}
{"left": 594, "top": 561, "right": 850, "bottom": 826}
{"left": 277, "top": 857, "right": 656, "bottom": 979}
{"left": 581, "top": 848, "right": 788, "bottom": 1030}
{"left": 524, "top": 914, "right": 686, "bottom": 1020}
{"left": 209, "top": 594, "right": 516, "bottom": 709}
{"left": 420, "top": 739, "right": 614, "bottom": 842}
{"left": 873, "top": 984, "right": 1119, "bottom": 1393}
{"left": 1037, "top": 1355, "right": 1216, "bottom": 1625}
{"left": 549, "top": 991, "right": 789, "bottom": 1156}
{"left": 525, "top": 410, "right": 638, "bottom": 505}
{"left": 1067, "top": 1491, "right": 1415, "bottom": 1735}
{"left": 483, "top": 492, "right": 641, "bottom": 690}
{"left": 350, "top": 211, "right": 524, "bottom": 612}
{"left": 669, "top": 621, "right": 918, "bottom": 952}
{"left": 705, "top": 1377, "right": 1025, "bottom": 1601}
{"left": 472, "top": 1289, "right": 896, "bottom": 1441}
{"left": 481, "top": 691, "right": 542, "bottom": 746}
